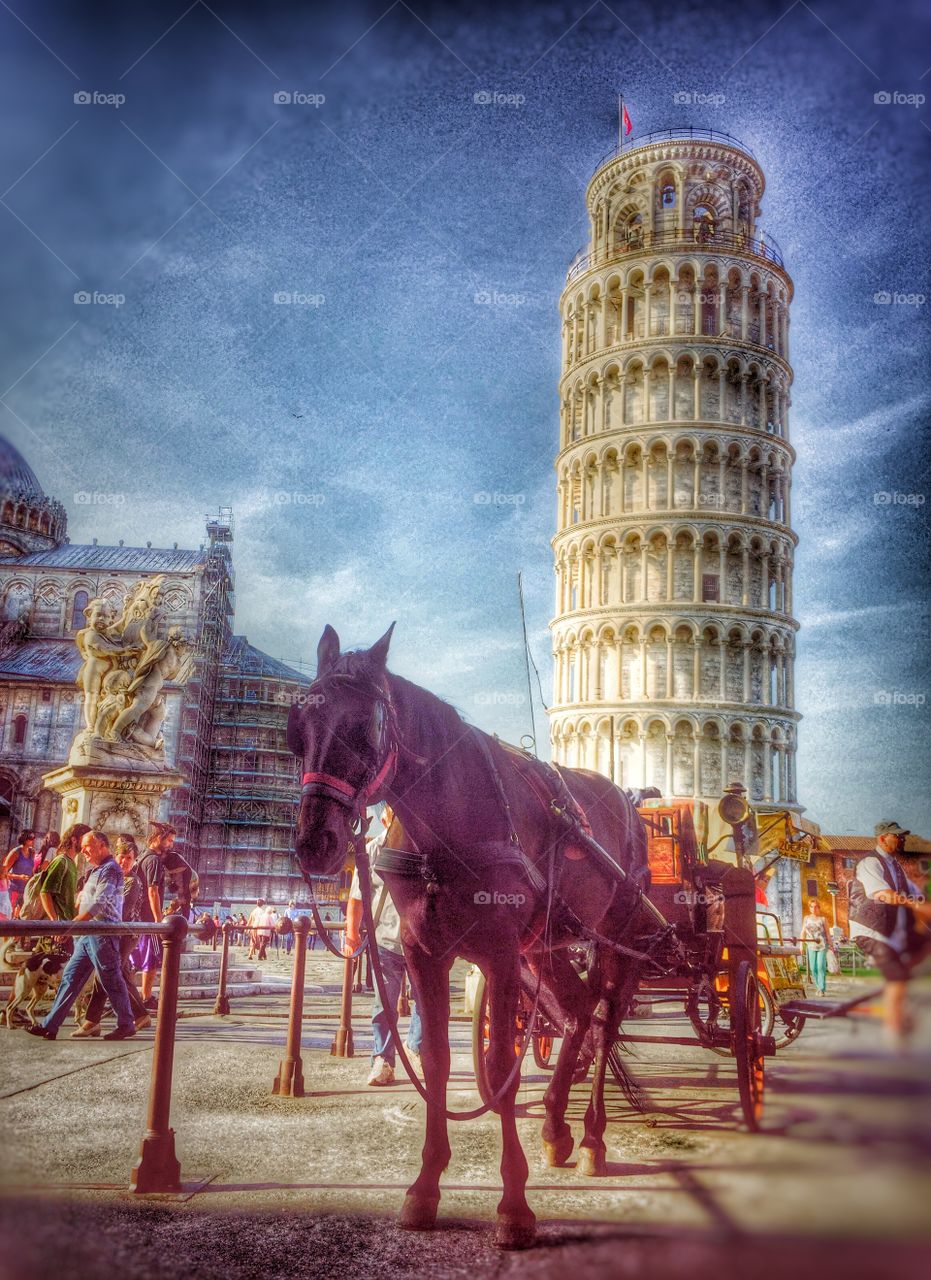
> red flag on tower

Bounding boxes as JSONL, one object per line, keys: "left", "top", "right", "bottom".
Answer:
{"left": 619, "top": 96, "right": 633, "bottom": 141}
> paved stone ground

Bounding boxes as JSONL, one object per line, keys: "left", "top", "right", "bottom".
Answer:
{"left": 1, "top": 947, "right": 929, "bottom": 1279}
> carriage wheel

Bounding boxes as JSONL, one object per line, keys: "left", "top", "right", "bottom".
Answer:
{"left": 774, "top": 1006, "right": 806, "bottom": 1050}
{"left": 532, "top": 1028, "right": 555, "bottom": 1070}
{"left": 471, "top": 974, "right": 544, "bottom": 1103}
{"left": 731, "top": 959, "right": 765, "bottom": 1131}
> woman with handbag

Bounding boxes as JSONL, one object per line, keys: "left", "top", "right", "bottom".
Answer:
{"left": 801, "top": 899, "right": 835, "bottom": 995}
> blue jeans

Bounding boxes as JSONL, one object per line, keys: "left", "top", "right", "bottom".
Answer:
{"left": 371, "top": 948, "right": 422, "bottom": 1066}
{"left": 43, "top": 935, "right": 136, "bottom": 1033}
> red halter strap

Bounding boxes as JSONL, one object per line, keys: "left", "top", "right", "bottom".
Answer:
{"left": 300, "top": 771, "right": 357, "bottom": 801}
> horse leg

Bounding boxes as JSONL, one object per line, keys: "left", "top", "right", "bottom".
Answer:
{"left": 528, "top": 950, "right": 594, "bottom": 1168}
{"left": 578, "top": 956, "right": 641, "bottom": 1176}
{"left": 399, "top": 947, "right": 451, "bottom": 1232}
{"left": 577, "top": 948, "right": 622, "bottom": 1177}
{"left": 485, "top": 950, "right": 536, "bottom": 1250}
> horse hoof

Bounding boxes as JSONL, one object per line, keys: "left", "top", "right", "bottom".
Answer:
{"left": 543, "top": 1132, "right": 574, "bottom": 1167}
{"left": 493, "top": 1212, "right": 536, "bottom": 1250}
{"left": 399, "top": 1194, "right": 439, "bottom": 1231}
{"left": 577, "top": 1146, "right": 607, "bottom": 1177}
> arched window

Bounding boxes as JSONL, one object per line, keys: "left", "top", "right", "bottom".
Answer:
{"left": 70, "top": 589, "right": 89, "bottom": 631}
{"left": 693, "top": 205, "right": 716, "bottom": 243}
{"left": 626, "top": 214, "right": 643, "bottom": 248}
{"left": 13, "top": 714, "right": 28, "bottom": 746}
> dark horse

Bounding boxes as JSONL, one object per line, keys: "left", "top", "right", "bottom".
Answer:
{"left": 289, "top": 624, "right": 657, "bottom": 1249}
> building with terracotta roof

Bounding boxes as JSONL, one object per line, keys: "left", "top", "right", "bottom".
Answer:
{"left": 0, "top": 435, "right": 325, "bottom": 907}
{"left": 803, "top": 833, "right": 931, "bottom": 937}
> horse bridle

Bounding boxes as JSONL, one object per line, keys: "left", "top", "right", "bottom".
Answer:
{"left": 299, "top": 674, "right": 399, "bottom": 830}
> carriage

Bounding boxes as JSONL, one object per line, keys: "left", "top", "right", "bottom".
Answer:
{"left": 472, "top": 798, "right": 806, "bottom": 1131}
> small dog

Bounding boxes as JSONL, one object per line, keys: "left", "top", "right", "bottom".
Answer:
{"left": 1, "top": 947, "right": 67, "bottom": 1028}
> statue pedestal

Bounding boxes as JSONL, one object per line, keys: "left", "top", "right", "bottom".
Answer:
{"left": 42, "top": 759, "right": 184, "bottom": 842}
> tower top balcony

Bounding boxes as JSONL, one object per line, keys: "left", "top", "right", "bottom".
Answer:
{"left": 592, "top": 128, "right": 759, "bottom": 179}
{"left": 567, "top": 126, "right": 788, "bottom": 289}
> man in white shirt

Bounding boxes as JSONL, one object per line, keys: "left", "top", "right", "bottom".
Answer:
{"left": 850, "top": 821, "right": 931, "bottom": 1042}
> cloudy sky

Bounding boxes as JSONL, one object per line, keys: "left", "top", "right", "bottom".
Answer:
{"left": 1, "top": 0, "right": 928, "bottom": 833}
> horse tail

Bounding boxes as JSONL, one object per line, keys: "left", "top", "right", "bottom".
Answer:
{"left": 607, "top": 1037, "right": 649, "bottom": 1115}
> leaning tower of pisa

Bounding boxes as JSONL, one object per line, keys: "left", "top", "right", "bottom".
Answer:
{"left": 549, "top": 127, "right": 799, "bottom": 810}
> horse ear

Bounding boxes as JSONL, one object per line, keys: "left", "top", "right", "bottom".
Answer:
{"left": 316, "top": 624, "right": 340, "bottom": 676}
{"left": 286, "top": 703, "right": 304, "bottom": 757}
{"left": 368, "top": 621, "right": 395, "bottom": 672}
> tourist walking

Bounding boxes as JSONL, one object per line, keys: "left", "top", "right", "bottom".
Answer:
{"left": 73, "top": 834, "right": 151, "bottom": 1037}
{"left": 35, "top": 823, "right": 90, "bottom": 952}
{"left": 33, "top": 831, "right": 60, "bottom": 875}
{"left": 800, "top": 899, "right": 834, "bottom": 995}
{"left": 134, "top": 821, "right": 176, "bottom": 1010}
{"left": 279, "top": 901, "right": 296, "bottom": 955}
{"left": 3, "top": 830, "right": 37, "bottom": 914}
{"left": 27, "top": 830, "right": 137, "bottom": 1042}
{"left": 345, "top": 806, "right": 423, "bottom": 1086}
{"left": 850, "top": 819, "right": 931, "bottom": 1046}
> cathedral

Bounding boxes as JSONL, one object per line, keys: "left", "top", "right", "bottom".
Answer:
{"left": 0, "top": 436, "right": 326, "bottom": 908}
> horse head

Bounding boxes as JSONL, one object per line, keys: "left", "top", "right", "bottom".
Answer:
{"left": 287, "top": 622, "right": 397, "bottom": 879}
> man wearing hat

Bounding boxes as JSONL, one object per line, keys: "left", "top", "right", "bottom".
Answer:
{"left": 849, "top": 821, "right": 931, "bottom": 1043}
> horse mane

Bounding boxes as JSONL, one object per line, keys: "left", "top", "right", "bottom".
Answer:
{"left": 322, "top": 648, "right": 471, "bottom": 760}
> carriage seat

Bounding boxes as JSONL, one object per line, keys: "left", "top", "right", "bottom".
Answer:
{"left": 756, "top": 941, "right": 801, "bottom": 958}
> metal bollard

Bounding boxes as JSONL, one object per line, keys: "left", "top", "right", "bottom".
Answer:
{"left": 131, "top": 914, "right": 187, "bottom": 1193}
{"left": 214, "top": 920, "right": 233, "bottom": 1016}
{"left": 331, "top": 946, "right": 355, "bottom": 1058}
{"left": 273, "top": 916, "right": 310, "bottom": 1097}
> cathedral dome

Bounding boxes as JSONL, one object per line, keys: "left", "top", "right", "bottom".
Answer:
{"left": 0, "top": 435, "right": 46, "bottom": 501}
{"left": 0, "top": 434, "right": 67, "bottom": 558}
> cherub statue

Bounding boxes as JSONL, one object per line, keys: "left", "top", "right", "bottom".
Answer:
{"left": 75, "top": 598, "right": 141, "bottom": 731}
{"left": 110, "top": 625, "right": 191, "bottom": 745}
{"left": 92, "top": 668, "right": 132, "bottom": 738}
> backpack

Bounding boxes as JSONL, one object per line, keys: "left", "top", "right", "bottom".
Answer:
{"left": 19, "top": 871, "right": 46, "bottom": 920}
